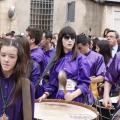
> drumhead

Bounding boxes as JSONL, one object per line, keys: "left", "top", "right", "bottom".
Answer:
{"left": 34, "top": 99, "right": 98, "bottom": 120}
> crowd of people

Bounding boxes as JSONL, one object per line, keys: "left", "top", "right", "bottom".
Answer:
{"left": 0, "top": 26, "right": 120, "bottom": 120}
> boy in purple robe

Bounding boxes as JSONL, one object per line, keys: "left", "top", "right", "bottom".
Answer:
{"left": 26, "top": 26, "right": 45, "bottom": 73}
{"left": 26, "top": 27, "right": 46, "bottom": 98}
{"left": 76, "top": 34, "right": 106, "bottom": 99}
{"left": 39, "top": 30, "right": 56, "bottom": 95}
{"left": 0, "top": 39, "right": 34, "bottom": 120}
{"left": 40, "top": 30, "right": 55, "bottom": 67}
{"left": 103, "top": 52, "right": 120, "bottom": 109}
{"left": 39, "top": 26, "right": 94, "bottom": 105}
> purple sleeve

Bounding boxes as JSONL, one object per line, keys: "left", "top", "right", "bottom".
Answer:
{"left": 96, "top": 55, "right": 106, "bottom": 77}
{"left": 106, "top": 58, "right": 113, "bottom": 70}
{"left": 76, "top": 56, "right": 91, "bottom": 95}
{"left": 30, "top": 62, "right": 41, "bottom": 87}
{"left": 105, "top": 53, "right": 120, "bottom": 84}
{"left": 30, "top": 48, "right": 46, "bottom": 72}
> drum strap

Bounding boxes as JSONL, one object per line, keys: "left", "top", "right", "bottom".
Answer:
{"left": 35, "top": 51, "right": 56, "bottom": 87}
{"left": 22, "top": 78, "right": 32, "bottom": 120}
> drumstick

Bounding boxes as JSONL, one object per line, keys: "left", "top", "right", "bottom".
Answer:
{"left": 58, "top": 70, "right": 67, "bottom": 94}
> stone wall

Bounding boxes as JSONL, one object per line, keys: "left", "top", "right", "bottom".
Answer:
{"left": 53, "top": 0, "right": 104, "bottom": 37}
{"left": 0, "top": 0, "right": 30, "bottom": 35}
{"left": 0, "top": 0, "right": 120, "bottom": 37}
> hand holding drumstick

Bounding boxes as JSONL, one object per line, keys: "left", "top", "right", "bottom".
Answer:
{"left": 58, "top": 70, "right": 73, "bottom": 101}
{"left": 102, "top": 81, "right": 114, "bottom": 109}
{"left": 58, "top": 70, "right": 78, "bottom": 101}
{"left": 102, "top": 96, "right": 114, "bottom": 109}
{"left": 58, "top": 70, "right": 67, "bottom": 94}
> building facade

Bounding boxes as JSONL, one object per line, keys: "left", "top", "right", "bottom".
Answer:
{"left": 0, "top": 0, "right": 120, "bottom": 37}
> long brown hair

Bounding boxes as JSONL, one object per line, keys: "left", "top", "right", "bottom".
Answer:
{"left": 15, "top": 35, "right": 31, "bottom": 64}
{"left": 55, "top": 26, "right": 78, "bottom": 62}
{"left": 0, "top": 39, "right": 26, "bottom": 107}
{"left": 96, "top": 40, "right": 112, "bottom": 65}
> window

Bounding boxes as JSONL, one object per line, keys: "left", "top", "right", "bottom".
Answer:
{"left": 67, "top": 1, "right": 75, "bottom": 22}
{"left": 30, "top": 0, "right": 54, "bottom": 31}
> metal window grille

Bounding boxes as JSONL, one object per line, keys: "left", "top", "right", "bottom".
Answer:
{"left": 30, "top": 0, "right": 54, "bottom": 31}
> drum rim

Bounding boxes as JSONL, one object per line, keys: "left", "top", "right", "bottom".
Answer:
{"left": 35, "top": 99, "right": 99, "bottom": 120}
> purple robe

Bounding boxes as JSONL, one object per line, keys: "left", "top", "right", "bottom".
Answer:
{"left": 106, "top": 58, "right": 113, "bottom": 70}
{"left": 105, "top": 52, "right": 120, "bottom": 84}
{"left": 38, "top": 46, "right": 42, "bottom": 50}
{"left": 30, "top": 47, "right": 45, "bottom": 73}
{"left": 45, "top": 51, "right": 94, "bottom": 105}
{"left": 42, "top": 46, "right": 55, "bottom": 68}
{"left": 106, "top": 58, "right": 116, "bottom": 93}
{"left": 42, "top": 46, "right": 55, "bottom": 85}
{"left": 26, "top": 60, "right": 42, "bottom": 99}
{"left": 99, "top": 58, "right": 115, "bottom": 94}
{"left": 35, "top": 47, "right": 55, "bottom": 99}
{"left": 0, "top": 71, "right": 34, "bottom": 120}
{"left": 105, "top": 52, "right": 120, "bottom": 108}
{"left": 85, "top": 50, "right": 106, "bottom": 77}
{"left": 29, "top": 61, "right": 41, "bottom": 87}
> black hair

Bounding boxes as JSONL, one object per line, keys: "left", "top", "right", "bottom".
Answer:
{"left": 77, "top": 34, "right": 91, "bottom": 46}
{"left": 106, "top": 30, "right": 119, "bottom": 39}
{"left": 43, "top": 29, "right": 52, "bottom": 40}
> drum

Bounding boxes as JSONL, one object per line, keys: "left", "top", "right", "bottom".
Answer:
{"left": 34, "top": 99, "right": 99, "bottom": 120}
{"left": 96, "top": 93, "right": 118, "bottom": 120}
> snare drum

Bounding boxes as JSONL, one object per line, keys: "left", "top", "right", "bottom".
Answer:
{"left": 34, "top": 99, "right": 99, "bottom": 120}
{"left": 96, "top": 93, "right": 118, "bottom": 120}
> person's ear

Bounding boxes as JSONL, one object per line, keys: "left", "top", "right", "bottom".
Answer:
{"left": 31, "top": 38, "right": 35, "bottom": 43}
{"left": 86, "top": 43, "right": 89, "bottom": 47}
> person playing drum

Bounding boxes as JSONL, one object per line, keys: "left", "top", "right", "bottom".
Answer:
{"left": 103, "top": 52, "right": 120, "bottom": 109}
{"left": 76, "top": 34, "right": 106, "bottom": 99}
{"left": 39, "top": 26, "right": 94, "bottom": 105}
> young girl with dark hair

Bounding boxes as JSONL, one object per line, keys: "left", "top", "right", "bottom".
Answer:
{"left": 0, "top": 39, "right": 34, "bottom": 120}
{"left": 39, "top": 26, "right": 94, "bottom": 104}
{"left": 96, "top": 40, "right": 116, "bottom": 94}
{"left": 96, "top": 40, "right": 112, "bottom": 66}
